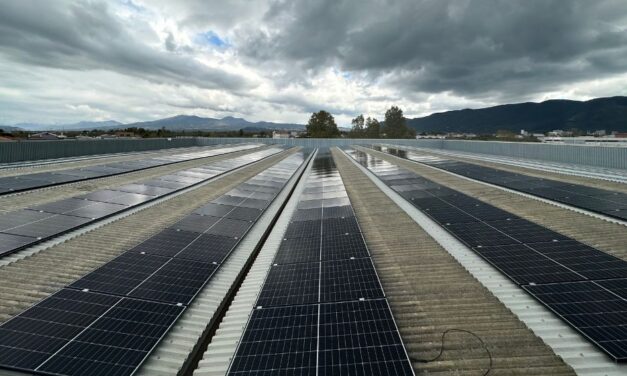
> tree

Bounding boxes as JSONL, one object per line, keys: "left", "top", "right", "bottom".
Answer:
{"left": 383, "top": 106, "right": 415, "bottom": 139}
{"left": 364, "top": 117, "right": 380, "bottom": 138}
{"left": 306, "top": 110, "right": 340, "bottom": 138}
{"left": 349, "top": 114, "right": 365, "bottom": 138}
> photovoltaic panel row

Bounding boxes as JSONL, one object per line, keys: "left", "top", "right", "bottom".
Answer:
{"left": 68, "top": 153, "right": 305, "bottom": 305}
{"left": 0, "top": 289, "right": 184, "bottom": 376}
{"left": 0, "top": 152, "right": 305, "bottom": 376}
{"left": 0, "top": 143, "right": 259, "bottom": 195}
{"left": 0, "top": 147, "right": 286, "bottom": 258}
{"left": 228, "top": 150, "right": 413, "bottom": 375}
{"left": 346, "top": 148, "right": 627, "bottom": 362}
{"left": 376, "top": 145, "right": 627, "bottom": 221}
{"left": 346, "top": 148, "right": 615, "bottom": 285}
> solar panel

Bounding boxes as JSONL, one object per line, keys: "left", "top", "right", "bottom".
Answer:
{"left": 0, "top": 177, "right": 50, "bottom": 191}
{"left": 78, "top": 190, "right": 153, "bottom": 206}
{"left": 298, "top": 199, "right": 324, "bottom": 210}
{"left": 0, "top": 233, "right": 38, "bottom": 255}
{"left": 115, "top": 183, "right": 175, "bottom": 197}
{"left": 205, "top": 217, "right": 252, "bottom": 238}
{"left": 129, "top": 229, "right": 200, "bottom": 258}
{"left": 213, "top": 195, "right": 247, "bottom": 206}
{"left": 224, "top": 206, "right": 263, "bottom": 221}
{"left": 69, "top": 252, "right": 168, "bottom": 296}
{"left": 321, "top": 233, "right": 369, "bottom": 261}
{"left": 2, "top": 214, "right": 91, "bottom": 239}
{"left": 171, "top": 214, "right": 220, "bottom": 233}
{"left": 523, "top": 281, "right": 627, "bottom": 362}
{"left": 175, "top": 233, "right": 238, "bottom": 263}
{"left": 320, "top": 258, "right": 384, "bottom": 303}
{"left": 130, "top": 258, "right": 218, "bottom": 305}
{"left": 322, "top": 217, "right": 361, "bottom": 237}
{"left": 256, "top": 263, "right": 320, "bottom": 307}
{"left": 58, "top": 201, "right": 127, "bottom": 219}
{"left": 292, "top": 208, "right": 323, "bottom": 221}
{"left": 227, "top": 304, "right": 318, "bottom": 375}
{"left": 284, "top": 220, "right": 321, "bottom": 239}
{"left": 238, "top": 198, "right": 271, "bottom": 210}
{"left": 444, "top": 221, "right": 519, "bottom": 247}
{"left": 473, "top": 244, "right": 586, "bottom": 285}
{"left": 194, "top": 203, "right": 235, "bottom": 217}
{"left": 0, "top": 210, "right": 56, "bottom": 231}
{"left": 0, "top": 289, "right": 120, "bottom": 371}
{"left": 36, "top": 294, "right": 184, "bottom": 376}
{"left": 27, "top": 198, "right": 96, "bottom": 214}
{"left": 318, "top": 299, "right": 414, "bottom": 376}
{"left": 529, "top": 241, "right": 627, "bottom": 279}
{"left": 485, "top": 218, "right": 571, "bottom": 244}
{"left": 321, "top": 205, "right": 354, "bottom": 219}
{"left": 274, "top": 237, "right": 321, "bottom": 264}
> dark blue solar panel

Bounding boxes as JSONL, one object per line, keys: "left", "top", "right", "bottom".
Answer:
{"left": 228, "top": 304, "right": 318, "bottom": 376}
{"left": 524, "top": 282, "right": 627, "bottom": 362}
{"left": 318, "top": 299, "right": 413, "bottom": 376}
{"left": 256, "top": 263, "right": 320, "bottom": 307}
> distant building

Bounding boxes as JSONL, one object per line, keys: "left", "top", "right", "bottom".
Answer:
{"left": 416, "top": 134, "right": 445, "bottom": 139}
{"left": 272, "top": 130, "right": 302, "bottom": 139}
{"left": 29, "top": 132, "right": 67, "bottom": 140}
{"left": 114, "top": 131, "right": 137, "bottom": 138}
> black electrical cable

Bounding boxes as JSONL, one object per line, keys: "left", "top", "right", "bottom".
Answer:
{"left": 410, "top": 328, "right": 492, "bottom": 376}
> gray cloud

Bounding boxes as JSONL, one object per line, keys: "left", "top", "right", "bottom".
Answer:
{"left": 0, "top": 0, "right": 252, "bottom": 91}
{"left": 2, "top": 0, "right": 627, "bottom": 125}
{"left": 239, "top": 0, "right": 627, "bottom": 99}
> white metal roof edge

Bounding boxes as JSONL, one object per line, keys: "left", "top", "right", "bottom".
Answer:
{"left": 340, "top": 147, "right": 627, "bottom": 376}
{"left": 193, "top": 150, "right": 316, "bottom": 376}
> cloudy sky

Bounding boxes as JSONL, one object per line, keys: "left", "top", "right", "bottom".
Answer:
{"left": 2, "top": 0, "right": 627, "bottom": 126}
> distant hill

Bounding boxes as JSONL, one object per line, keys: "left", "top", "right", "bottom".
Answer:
{"left": 407, "top": 96, "right": 627, "bottom": 134}
{"left": 9, "top": 120, "right": 123, "bottom": 131}
{"left": 123, "top": 115, "right": 304, "bottom": 132}
{"left": 2, "top": 116, "right": 304, "bottom": 132}
{"left": 0, "top": 125, "right": 24, "bottom": 132}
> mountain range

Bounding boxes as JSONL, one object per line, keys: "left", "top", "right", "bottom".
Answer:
{"left": 3, "top": 96, "right": 627, "bottom": 134}
{"left": 407, "top": 96, "right": 627, "bottom": 134}
{"left": 2, "top": 116, "right": 303, "bottom": 132}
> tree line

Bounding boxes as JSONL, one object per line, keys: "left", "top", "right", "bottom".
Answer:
{"left": 305, "top": 106, "right": 416, "bottom": 139}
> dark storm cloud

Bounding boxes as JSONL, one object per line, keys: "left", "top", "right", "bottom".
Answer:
{"left": 0, "top": 0, "right": 252, "bottom": 91}
{"left": 242, "top": 0, "right": 627, "bottom": 99}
